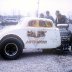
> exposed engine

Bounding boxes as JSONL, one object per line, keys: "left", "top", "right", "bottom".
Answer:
{"left": 57, "top": 24, "right": 71, "bottom": 50}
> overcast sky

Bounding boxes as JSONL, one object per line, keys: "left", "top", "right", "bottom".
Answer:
{"left": 0, "top": 0, "right": 72, "bottom": 18}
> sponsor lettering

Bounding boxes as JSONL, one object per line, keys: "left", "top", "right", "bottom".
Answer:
{"left": 27, "top": 31, "right": 47, "bottom": 38}
{"left": 26, "top": 40, "right": 47, "bottom": 44}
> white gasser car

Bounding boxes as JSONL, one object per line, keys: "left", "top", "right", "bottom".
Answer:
{"left": 0, "top": 17, "right": 61, "bottom": 60}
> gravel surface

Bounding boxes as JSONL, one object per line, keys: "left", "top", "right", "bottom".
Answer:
{"left": 0, "top": 49, "right": 72, "bottom": 72}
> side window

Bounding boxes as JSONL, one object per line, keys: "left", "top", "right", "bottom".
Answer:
{"left": 39, "top": 20, "right": 46, "bottom": 27}
{"left": 39, "top": 20, "right": 53, "bottom": 28}
{"left": 46, "top": 21, "right": 53, "bottom": 27}
{"left": 28, "top": 20, "right": 36, "bottom": 27}
{"left": 28, "top": 20, "right": 39, "bottom": 27}
{"left": 28, "top": 20, "right": 53, "bottom": 28}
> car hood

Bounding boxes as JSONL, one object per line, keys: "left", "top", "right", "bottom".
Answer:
{"left": 0, "top": 25, "right": 22, "bottom": 33}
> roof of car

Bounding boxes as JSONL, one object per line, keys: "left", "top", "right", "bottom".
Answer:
{"left": 20, "top": 17, "right": 53, "bottom": 23}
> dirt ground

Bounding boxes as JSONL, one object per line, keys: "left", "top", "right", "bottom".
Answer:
{"left": 0, "top": 49, "right": 72, "bottom": 72}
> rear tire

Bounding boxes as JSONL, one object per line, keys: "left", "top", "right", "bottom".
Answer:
{"left": 71, "top": 43, "right": 72, "bottom": 51}
{"left": 0, "top": 37, "right": 23, "bottom": 60}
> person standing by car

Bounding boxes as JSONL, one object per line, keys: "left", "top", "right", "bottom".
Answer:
{"left": 45, "top": 11, "right": 54, "bottom": 22}
{"left": 55, "top": 10, "right": 68, "bottom": 26}
{"left": 39, "top": 13, "right": 44, "bottom": 18}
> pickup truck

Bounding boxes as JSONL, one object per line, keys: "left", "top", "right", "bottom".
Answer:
{"left": 0, "top": 17, "right": 71, "bottom": 60}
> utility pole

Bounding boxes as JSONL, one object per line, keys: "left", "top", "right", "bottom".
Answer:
{"left": 37, "top": 0, "right": 40, "bottom": 17}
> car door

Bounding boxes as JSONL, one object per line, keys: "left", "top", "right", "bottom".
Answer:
{"left": 25, "top": 19, "right": 61, "bottom": 49}
{"left": 36, "top": 20, "right": 61, "bottom": 49}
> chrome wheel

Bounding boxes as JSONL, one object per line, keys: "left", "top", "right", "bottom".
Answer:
{"left": 4, "top": 43, "right": 18, "bottom": 56}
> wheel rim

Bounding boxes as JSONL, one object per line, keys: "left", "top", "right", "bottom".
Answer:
{"left": 4, "top": 43, "right": 18, "bottom": 56}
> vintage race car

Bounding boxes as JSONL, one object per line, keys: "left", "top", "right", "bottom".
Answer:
{"left": 0, "top": 17, "right": 61, "bottom": 60}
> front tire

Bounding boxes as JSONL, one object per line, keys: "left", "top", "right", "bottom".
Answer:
{"left": 0, "top": 37, "right": 23, "bottom": 60}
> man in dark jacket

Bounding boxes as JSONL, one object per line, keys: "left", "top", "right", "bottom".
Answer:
{"left": 55, "top": 10, "right": 67, "bottom": 26}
